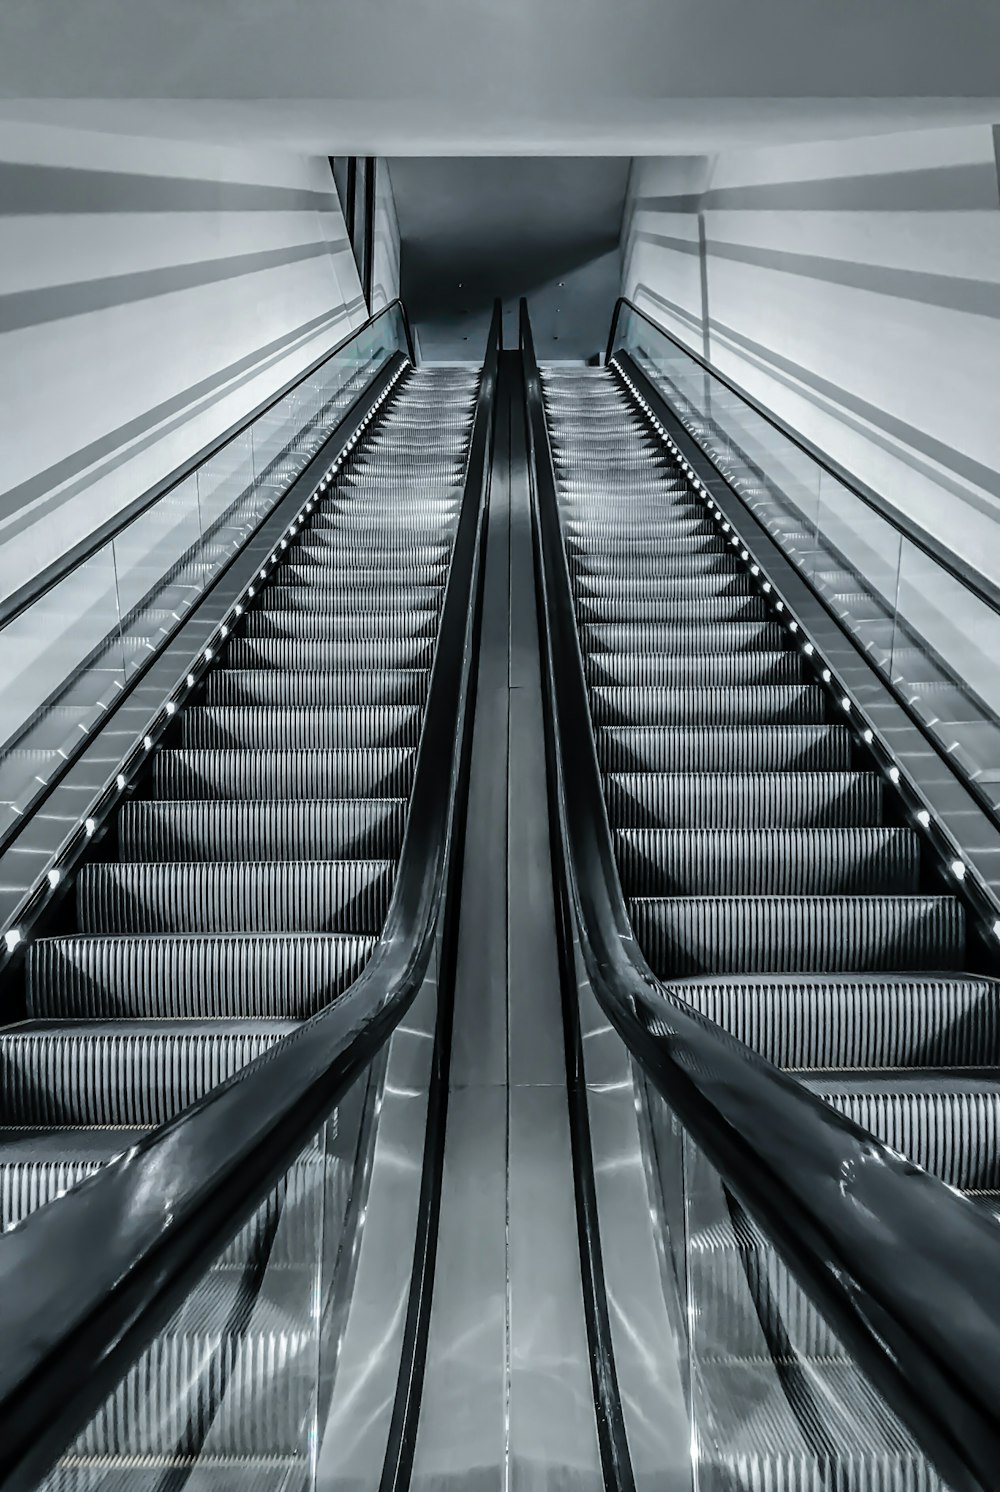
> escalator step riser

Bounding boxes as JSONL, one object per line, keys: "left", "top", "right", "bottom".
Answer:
{"left": 567, "top": 530, "right": 720, "bottom": 555}
{"left": 571, "top": 552, "right": 742, "bottom": 577}
{"left": 120, "top": 799, "right": 405, "bottom": 863}
{"left": 632, "top": 896, "right": 965, "bottom": 976}
{"left": 76, "top": 861, "right": 394, "bottom": 935}
{"left": 577, "top": 597, "right": 768, "bottom": 624}
{"left": 580, "top": 621, "right": 787, "bottom": 654}
{"left": 0, "top": 1029, "right": 286, "bottom": 1126}
{"left": 225, "top": 637, "right": 435, "bottom": 670}
{"left": 574, "top": 572, "right": 755, "bottom": 599}
{"left": 204, "top": 670, "right": 429, "bottom": 706}
{"left": 179, "top": 705, "right": 421, "bottom": 750}
{"left": 284, "top": 558, "right": 448, "bottom": 587}
{"left": 591, "top": 686, "right": 826, "bottom": 727}
{"left": 28, "top": 933, "right": 376, "bottom": 1018}
{"left": 154, "top": 748, "right": 414, "bottom": 800}
{"left": 606, "top": 772, "right": 883, "bottom": 829}
{"left": 597, "top": 726, "right": 852, "bottom": 773}
{"left": 617, "top": 828, "right": 919, "bottom": 897}
{"left": 584, "top": 652, "right": 803, "bottom": 688}
{"left": 264, "top": 584, "right": 443, "bottom": 613}
{"left": 816, "top": 1084, "right": 1000, "bottom": 1189}
{"left": 667, "top": 976, "right": 1000, "bottom": 1068}
{"left": 244, "top": 610, "right": 439, "bottom": 641}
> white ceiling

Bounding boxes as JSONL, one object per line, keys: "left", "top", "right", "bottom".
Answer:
{"left": 0, "top": 0, "right": 998, "bottom": 155}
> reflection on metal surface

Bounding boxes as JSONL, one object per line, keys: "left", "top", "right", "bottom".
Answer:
{"left": 580, "top": 981, "right": 691, "bottom": 1492}
{"left": 317, "top": 981, "right": 437, "bottom": 1491}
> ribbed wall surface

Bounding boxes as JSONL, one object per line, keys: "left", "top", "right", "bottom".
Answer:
{"left": 8, "top": 363, "right": 480, "bottom": 1480}
{"left": 542, "top": 363, "right": 995, "bottom": 1492}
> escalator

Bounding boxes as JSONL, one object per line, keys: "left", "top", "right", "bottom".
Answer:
{"left": 0, "top": 361, "right": 481, "bottom": 1489}
{"left": 532, "top": 356, "right": 1000, "bottom": 1489}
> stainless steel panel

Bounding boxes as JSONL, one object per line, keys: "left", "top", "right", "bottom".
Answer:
{"left": 408, "top": 1086, "right": 508, "bottom": 1492}
{"left": 316, "top": 977, "right": 437, "bottom": 1492}
{"left": 508, "top": 1084, "right": 602, "bottom": 1492}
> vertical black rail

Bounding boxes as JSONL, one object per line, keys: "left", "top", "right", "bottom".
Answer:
{"left": 363, "top": 156, "right": 377, "bottom": 312}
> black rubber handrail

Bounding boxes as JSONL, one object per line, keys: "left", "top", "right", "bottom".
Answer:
{"left": 606, "top": 294, "right": 1000, "bottom": 618}
{"left": 0, "top": 298, "right": 415, "bottom": 631}
{"left": 524, "top": 298, "right": 1000, "bottom": 1492}
{"left": 0, "top": 302, "right": 500, "bottom": 1492}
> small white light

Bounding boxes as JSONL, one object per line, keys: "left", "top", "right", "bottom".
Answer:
{"left": 248, "top": 586, "right": 255, "bottom": 598}
{"left": 841, "top": 696, "right": 851, "bottom": 712}
{"left": 916, "top": 809, "right": 931, "bottom": 828}
{"left": 143, "top": 734, "right": 153, "bottom": 751}
{"left": 85, "top": 817, "right": 97, "bottom": 837}
{"left": 789, "top": 621, "right": 798, "bottom": 633}
{"left": 776, "top": 601, "right": 784, "bottom": 612}
{"left": 804, "top": 643, "right": 814, "bottom": 656}
{"left": 46, "top": 868, "right": 61, "bottom": 890}
{"left": 950, "top": 858, "right": 966, "bottom": 880}
{"left": 889, "top": 767, "right": 901, "bottom": 785}
{"left": 204, "top": 648, "right": 214, "bottom": 662}
{"left": 722, "top": 522, "right": 730, "bottom": 533}
{"left": 234, "top": 604, "right": 243, "bottom": 617}
{"left": 763, "top": 582, "right": 772, "bottom": 594}
{"left": 822, "top": 669, "right": 832, "bottom": 683}
{"left": 863, "top": 729, "right": 874, "bottom": 744}
{"left": 741, "top": 550, "right": 749, "bottom": 561}
{"left": 220, "top": 625, "right": 229, "bottom": 639}
{"left": 992, "top": 919, "right": 1000, "bottom": 941}
{"left": 259, "top": 569, "right": 267, "bottom": 581}
{"left": 271, "top": 554, "right": 279, "bottom": 565}
{"left": 116, "top": 773, "right": 127, "bottom": 790}
{"left": 730, "top": 536, "right": 739, "bottom": 547}
{"left": 3, "top": 929, "right": 22, "bottom": 954}
{"left": 750, "top": 565, "right": 759, "bottom": 577}
{"left": 280, "top": 540, "right": 287, "bottom": 550}
{"left": 186, "top": 673, "right": 196, "bottom": 688}
{"left": 165, "top": 701, "right": 176, "bottom": 716}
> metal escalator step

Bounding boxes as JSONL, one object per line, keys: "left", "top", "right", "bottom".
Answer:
{"left": 580, "top": 621, "right": 786, "bottom": 654}
{"left": 291, "top": 541, "right": 450, "bottom": 567}
{"left": 284, "top": 556, "right": 448, "bottom": 588}
{"left": 584, "top": 651, "right": 803, "bottom": 688}
{"left": 38, "top": 1463, "right": 304, "bottom": 1491}
{"left": 225, "top": 636, "right": 435, "bottom": 669}
{"left": 632, "top": 895, "right": 965, "bottom": 976}
{"left": 76, "top": 860, "right": 394, "bottom": 934}
{"left": 665, "top": 973, "right": 1000, "bottom": 1068}
{"left": 567, "top": 528, "right": 719, "bottom": 555}
{"left": 204, "top": 669, "right": 429, "bottom": 706}
{"left": 27, "top": 933, "right": 375, "bottom": 1018}
{"left": 576, "top": 595, "right": 768, "bottom": 624}
{"left": 265, "top": 582, "right": 443, "bottom": 612}
{"left": 244, "top": 608, "right": 440, "bottom": 641}
{"left": 153, "top": 747, "right": 414, "bottom": 799}
{"left": 596, "top": 725, "right": 851, "bottom": 773}
{"left": 0, "top": 1128, "right": 143, "bottom": 1229}
{"left": 591, "top": 685, "right": 826, "bottom": 727}
{"left": 605, "top": 771, "right": 882, "bottom": 829}
{"left": 807, "top": 1071, "right": 1000, "bottom": 1189}
{"left": 179, "top": 704, "right": 421, "bottom": 749}
{"left": 574, "top": 571, "right": 754, "bottom": 599}
{"left": 617, "top": 827, "right": 919, "bottom": 897}
{"left": 570, "top": 550, "right": 742, "bottom": 577}
{"left": 0, "top": 1023, "right": 290, "bottom": 1125}
{"left": 120, "top": 799, "right": 406, "bottom": 861}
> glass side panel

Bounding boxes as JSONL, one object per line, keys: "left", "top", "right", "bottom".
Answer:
{"left": 612, "top": 305, "right": 1000, "bottom": 826}
{"left": 639, "top": 1069, "right": 949, "bottom": 1492}
{"left": 36, "top": 1065, "right": 379, "bottom": 1492}
{"left": 0, "top": 307, "right": 406, "bottom": 847}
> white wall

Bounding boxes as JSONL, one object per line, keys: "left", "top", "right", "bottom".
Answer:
{"left": 621, "top": 125, "right": 1000, "bottom": 585}
{"left": 0, "top": 120, "right": 366, "bottom": 597}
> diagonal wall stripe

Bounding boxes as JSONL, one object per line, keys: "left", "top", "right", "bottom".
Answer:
{"left": 0, "top": 161, "right": 340, "bottom": 215}
{"left": 0, "top": 302, "right": 358, "bottom": 533}
{"left": 633, "top": 162, "right": 1000, "bottom": 214}
{"left": 0, "top": 240, "right": 343, "bottom": 334}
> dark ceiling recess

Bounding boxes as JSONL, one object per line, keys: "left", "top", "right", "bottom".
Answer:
{"left": 389, "top": 156, "right": 630, "bottom": 360}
